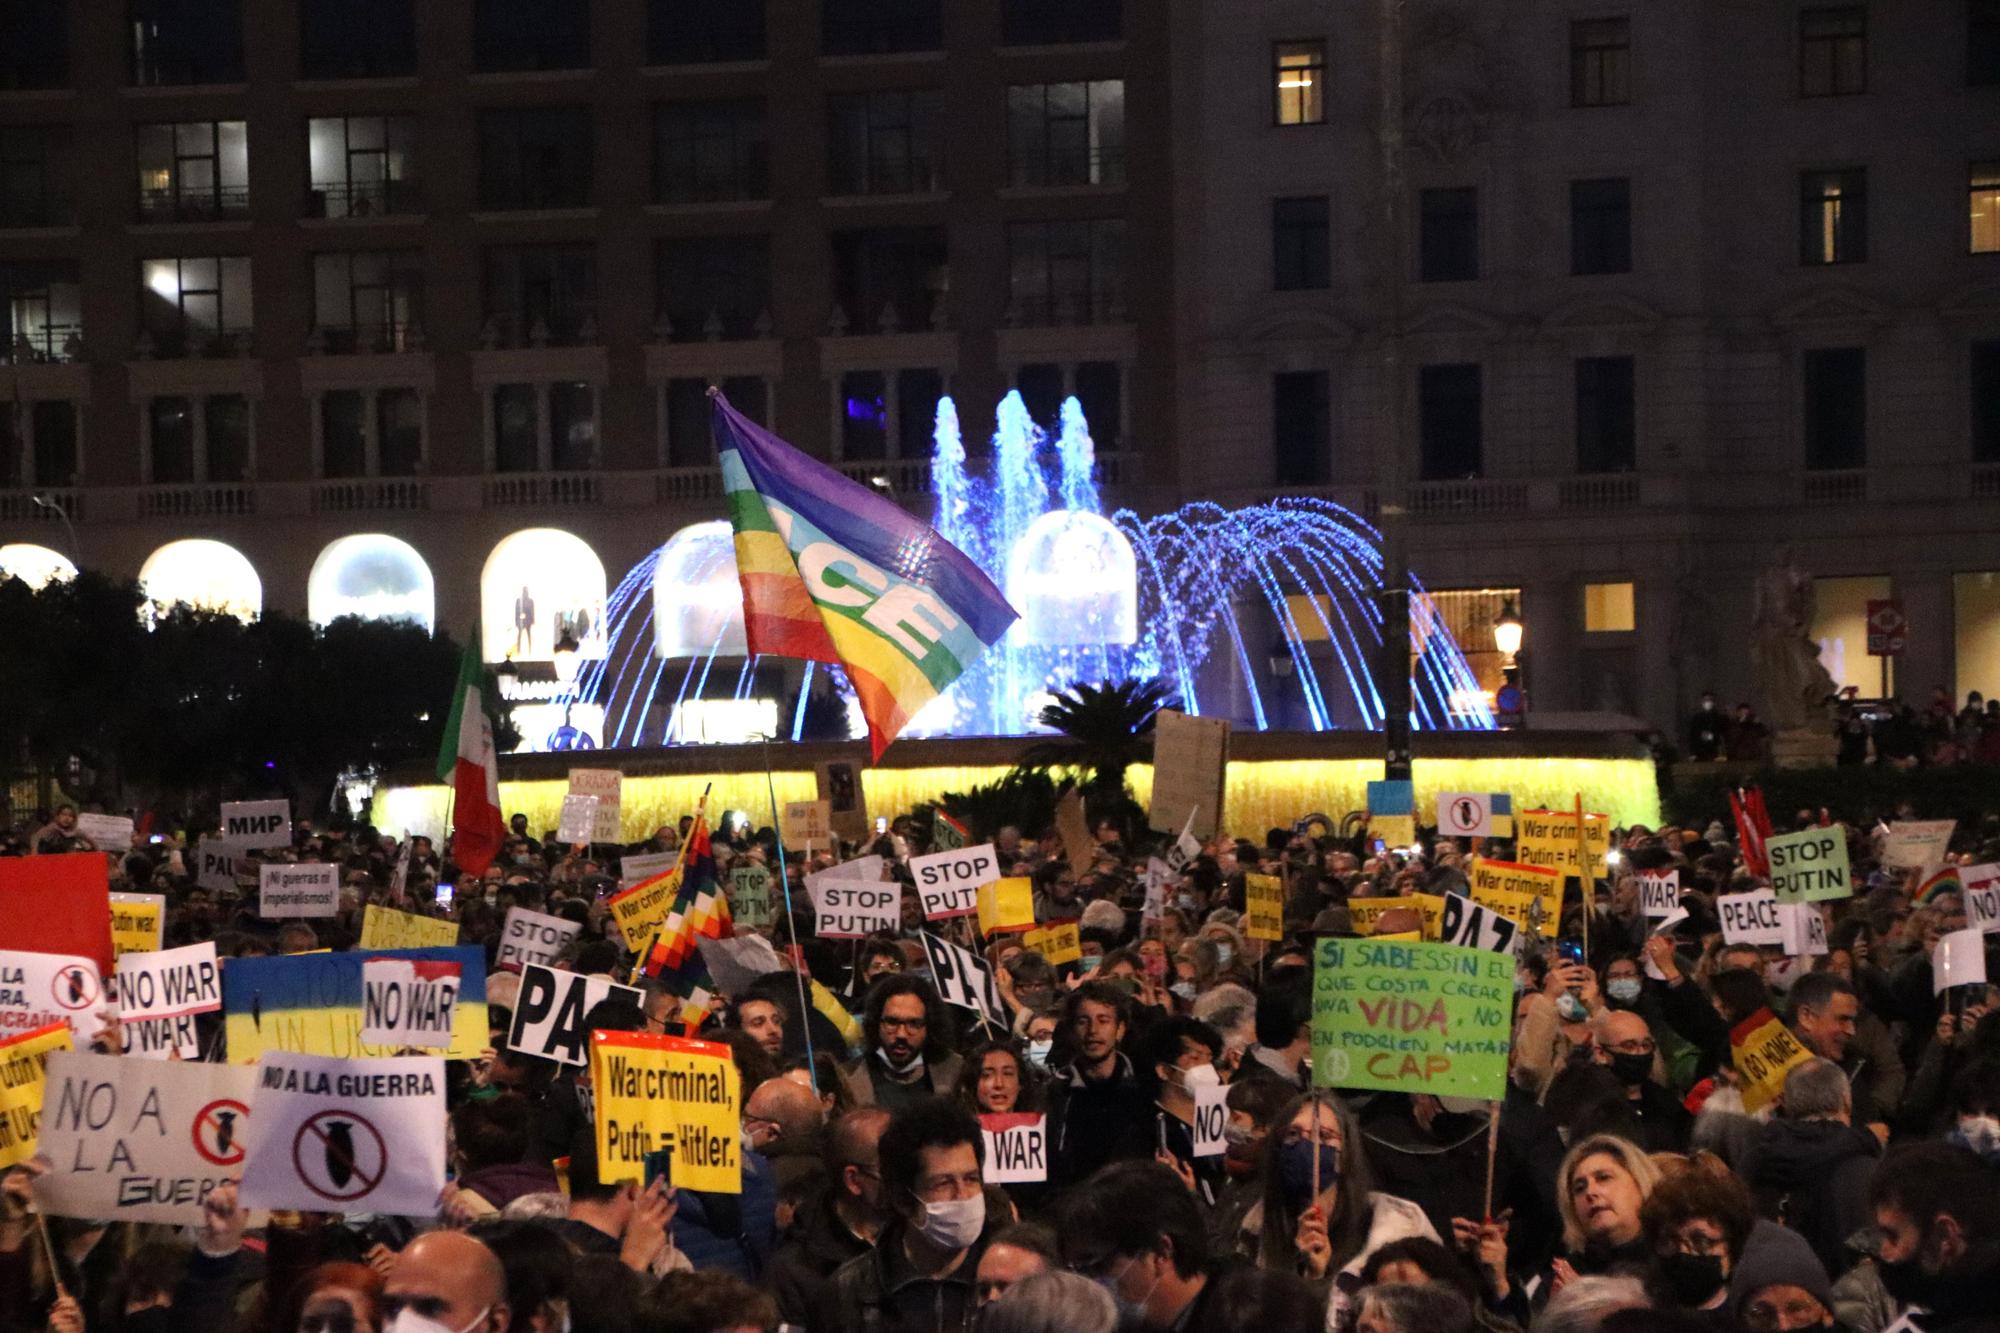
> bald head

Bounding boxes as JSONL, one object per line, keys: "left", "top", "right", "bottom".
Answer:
{"left": 385, "top": 1232, "right": 507, "bottom": 1333}
{"left": 1370, "top": 907, "right": 1424, "bottom": 938}
{"left": 746, "top": 1074, "right": 823, "bottom": 1140}
{"left": 1594, "top": 1009, "right": 1650, "bottom": 1047}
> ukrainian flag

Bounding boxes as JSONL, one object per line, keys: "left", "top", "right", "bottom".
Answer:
{"left": 221, "top": 945, "right": 488, "bottom": 1062}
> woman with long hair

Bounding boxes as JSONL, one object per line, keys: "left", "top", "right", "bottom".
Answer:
{"left": 1552, "top": 1134, "right": 1661, "bottom": 1291}
{"left": 954, "top": 1037, "right": 1050, "bottom": 1215}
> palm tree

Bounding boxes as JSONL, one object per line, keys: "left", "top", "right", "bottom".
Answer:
{"left": 1019, "top": 679, "right": 1171, "bottom": 794}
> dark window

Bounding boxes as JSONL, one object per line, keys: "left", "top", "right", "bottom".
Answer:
{"left": 149, "top": 397, "right": 196, "bottom": 483}
{"left": 0, "top": 127, "right": 73, "bottom": 228}
{"left": 483, "top": 245, "right": 596, "bottom": 345}
{"left": 1007, "top": 82, "right": 1124, "bottom": 187}
{"left": 1016, "top": 365, "right": 1064, "bottom": 429}
{"left": 1001, "top": 0, "right": 1121, "bottom": 45}
{"left": 664, "top": 377, "right": 714, "bottom": 466}
{"left": 647, "top": 0, "right": 765, "bottom": 64}
{"left": 822, "top": 0, "right": 941, "bottom": 56}
{"left": 322, "top": 391, "right": 367, "bottom": 479}
{"left": 479, "top": 108, "right": 592, "bottom": 211}
{"left": 1419, "top": 188, "right": 1478, "bottom": 281}
{"left": 0, "top": 0, "right": 69, "bottom": 90}
{"left": 1, "top": 261, "right": 82, "bottom": 362}
{"left": 1075, "top": 361, "right": 1123, "bottom": 451}
{"left": 1418, "top": 363, "right": 1482, "bottom": 480}
{"left": 1570, "top": 178, "right": 1631, "bottom": 275}
{"left": 1273, "top": 196, "right": 1331, "bottom": 290}
{"left": 206, "top": 394, "right": 250, "bottom": 482}
{"left": 493, "top": 384, "right": 539, "bottom": 472}
{"left": 1800, "top": 168, "right": 1866, "bottom": 265}
{"left": 129, "top": 0, "right": 243, "bottom": 86}
{"left": 312, "top": 251, "right": 423, "bottom": 353}
{"left": 1570, "top": 18, "right": 1630, "bottom": 107}
{"left": 307, "top": 115, "right": 419, "bottom": 218}
{"left": 833, "top": 226, "right": 948, "bottom": 332}
{"left": 1974, "top": 0, "right": 2000, "bottom": 85}
{"left": 136, "top": 121, "right": 249, "bottom": 221}
{"left": 549, "top": 383, "right": 595, "bottom": 471}
{"left": 830, "top": 90, "right": 944, "bottom": 195}
{"left": 473, "top": 0, "right": 590, "bottom": 72}
{"left": 897, "top": 368, "right": 946, "bottom": 457}
{"left": 654, "top": 100, "right": 768, "bottom": 204}
{"left": 841, "top": 370, "right": 889, "bottom": 459}
{"left": 139, "top": 256, "right": 251, "bottom": 356}
{"left": 1274, "top": 41, "right": 1326, "bottom": 125}
{"left": 300, "top": 0, "right": 415, "bottom": 79}
{"left": 655, "top": 234, "right": 770, "bottom": 341}
{"left": 1802, "top": 347, "right": 1866, "bottom": 470}
{"left": 1800, "top": 6, "right": 1866, "bottom": 97}
{"left": 1975, "top": 341, "right": 2000, "bottom": 462}
{"left": 30, "top": 401, "right": 77, "bottom": 487}
{"left": 1273, "top": 370, "right": 1331, "bottom": 485}
{"left": 1575, "top": 356, "right": 1636, "bottom": 473}
{"left": 1006, "top": 218, "right": 1125, "bottom": 325}
{"left": 379, "top": 388, "right": 423, "bottom": 475}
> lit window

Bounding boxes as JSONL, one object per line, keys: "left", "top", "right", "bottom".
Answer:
{"left": 1972, "top": 162, "right": 2000, "bottom": 254}
{"left": 1584, "top": 582, "right": 1634, "bottom": 633}
{"left": 1800, "top": 169, "right": 1866, "bottom": 265}
{"left": 1274, "top": 41, "right": 1325, "bottom": 126}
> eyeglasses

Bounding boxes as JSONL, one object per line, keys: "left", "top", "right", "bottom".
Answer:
{"left": 1606, "top": 1039, "right": 1656, "bottom": 1056}
{"left": 879, "top": 1016, "right": 927, "bottom": 1033}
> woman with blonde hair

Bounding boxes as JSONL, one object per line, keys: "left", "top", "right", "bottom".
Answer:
{"left": 1551, "top": 1134, "right": 1662, "bottom": 1291}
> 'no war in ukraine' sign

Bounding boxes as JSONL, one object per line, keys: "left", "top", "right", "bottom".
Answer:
{"left": 1310, "top": 938, "right": 1514, "bottom": 1102}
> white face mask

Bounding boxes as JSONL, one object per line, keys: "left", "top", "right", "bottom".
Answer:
{"left": 1955, "top": 1114, "right": 2000, "bottom": 1157}
{"left": 386, "top": 1308, "right": 487, "bottom": 1333}
{"left": 1180, "top": 1063, "right": 1221, "bottom": 1094}
{"left": 1026, "top": 1039, "right": 1054, "bottom": 1068}
{"left": 912, "top": 1190, "right": 985, "bottom": 1250}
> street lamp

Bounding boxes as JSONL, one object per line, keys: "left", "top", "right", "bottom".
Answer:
{"left": 1492, "top": 599, "right": 1523, "bottom": 663}
{"left": 30, "top": 492, "right": 80, "bottom": 568}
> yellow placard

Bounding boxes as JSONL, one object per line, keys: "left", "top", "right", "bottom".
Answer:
{"left": 110, "top": 893, "right": 164, "bottom": 957}
{"left": 591, "top": 1030, "right": 741, "bottom": 1193}
{"left": 1514, "top": 809, "right": 1612, "bottom": 880}
{"left": 1468, "top": 857, "right": 1563, "bottom": 935}
{"left": 1023, "top": 921, "right": 1082, "bottom": 965}
{"left": 608, "top": 868, "right": 683, "bottom": 950}
{"left": 359, "top": 904, "right": 460, "bottom": 950}
{"left": 1244, "top": 873, "right": 1284, "bottom": 942}
{"left": 977, "top": 877, "right": 1035, "bottom": 936}
{"left": 1345, "top": 894, "right": 1443, "bottom": 939}
{"left": 0, "top": 1023, "right": 72, "bottom": 1168}
{"left": 1371, "top": 815, "right": 1416, "bottom": 848}
{"left": 1732, "top": 1009, "right": 1814, "bottom": 1115}
{"left": 1467, "top": 883, "right": 1540, "bottom": 932}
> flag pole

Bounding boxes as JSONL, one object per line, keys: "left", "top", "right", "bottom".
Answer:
{"left": 1574, "top": 793, "right": 1590, "bottom": 960}
{"left": 761, "top": 735, "right": 821, "bottom": 1097}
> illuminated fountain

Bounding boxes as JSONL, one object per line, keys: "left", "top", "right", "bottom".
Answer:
{"left": 568, "top": 394, "right": 1492, "bottom": 747}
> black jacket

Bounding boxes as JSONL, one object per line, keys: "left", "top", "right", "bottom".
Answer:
{"left": 1049, "top": 1053, "right": 1154, "bottom": 1188}
{"left": 1743, "top": 1116, "right": 1877, "bottom": 1278}
{"left": 809, "top": 1217, "right": 993, "bottom": 1333}
{"left": 768, "top": 1188, "right": 874, "bottom": 1327}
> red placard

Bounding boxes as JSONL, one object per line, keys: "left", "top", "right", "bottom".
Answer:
{"left": 1866, "top": 599, "right": 1907, "bottom": 657}
{"left": 0, "top": 853, "right": 113, "bottom": 973}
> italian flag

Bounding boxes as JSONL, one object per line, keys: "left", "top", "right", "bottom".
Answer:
{"left": 436, "top": 638, "right": 505, "bottom": 878}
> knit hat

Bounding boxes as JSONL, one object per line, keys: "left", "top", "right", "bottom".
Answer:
{"left": 1729, "top": 1220, "right": 1834, "bottom": 1320}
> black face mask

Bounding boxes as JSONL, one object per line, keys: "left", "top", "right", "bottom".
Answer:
{"left": 1876, "top": 1252, "right": 1936, "bottom": 1307}
{"left": 1607, "top": 1051, "right": 1653, "bottom": 1087}
{"left": 1657, "top": 1252, "right": 1726, "bottom": 1307}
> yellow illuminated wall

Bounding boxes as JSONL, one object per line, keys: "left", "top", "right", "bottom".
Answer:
{"left": 1811, "top": 575, "right": 1892, "bottom": 697}
{"left": 1956, "top": 572, "right": 2000, "bottom": 702}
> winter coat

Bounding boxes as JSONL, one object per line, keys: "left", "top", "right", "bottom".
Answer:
{"left": 1743, "top": 1117, "right": 1879, "bottom": 1277}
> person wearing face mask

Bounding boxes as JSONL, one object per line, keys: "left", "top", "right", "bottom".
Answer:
{"left": 1061, "top": 1161, "right": 1233, "bottom": 1330}
{"left": 1640, "top": 1166, "right": 1758, "bottom": 1322}
{"left": 1743, "top": 1060, "right": 1879, "bottom": 1279}
{"left": 812, "top": 1098, "right": 997, "bottom": 1333}
{"left": 768, "top": 1108, "right": 891, "bottom": 1328}
{"left": 842, "top": 976, "right": 962, "bottom": 1112}
{"left": 1142, "top": 1017, "right": 1228, "bottom": 1207}
{"left": 1945, "top": 1059, "right": 2000, "bottom": 1163}
{"left": 379, "top": 1233, "right": 509, "bottom": 1333}
{"left": 1866, "top": 1141, "right": 2000, "bottom": 1333}
{"left": 1590, "top": 1010, "right": 1692, "bottom": 1153}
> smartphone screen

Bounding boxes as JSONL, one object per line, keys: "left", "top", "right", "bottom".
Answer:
{"left": 435, "top": 882, "right": 454, "bottom": 907}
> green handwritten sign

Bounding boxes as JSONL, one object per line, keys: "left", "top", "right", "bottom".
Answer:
{"left": 729, "top": 863, "right": 774, "bottom": 931}
{"left": 1310, "top": 938, "right": 1513, "bottom": 1101}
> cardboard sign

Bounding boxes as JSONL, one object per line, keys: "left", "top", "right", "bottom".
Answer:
{"left": 909, "top": 845, "right": 999, "bottom": 919}
{"left": 507, "top": 965, "right": 645, "bottom": 1067}
{"left": 979, "top": 1112, "right": 1048, "bottom": 1183}
{"left": 1718, "top": 890, "right": 1786, "bottom": 946}
{"left": 110, "top": 892, "right": 165, "bottom": 957}
{"left": 1148, "top": 709, "right": 1229, "bottom": 840}
{"left": 113, "top": 942, "right": 220, "bottom": 1022}
{"left": 729, "top": 863, "right": 774, "bottom": 931}
{"left": 0, "top": 854, "right": 113, "bottom": 974}
{"left": 260, "top": 863, "right": 338, "bottom": 918}
{"left": 607, "top": 866, "right": 683, "bottom": 950}
{"left": 557, "top": 795, "right": 600, "bottom": 846}
{"left": 1436, "top": 793, "right": 1493, "bottom": 839}
{"left": 222, "top": 947, "right": 487, "bottom": 1062}
{"left": 359, "top": 905, "right": 459, "bottom": 950}
{"left": 1468, "top": 857, "right": 1561, "bottom": 934}
{"left": 1244, "top": 873, "right": 1284, "bottom": 942}
{"left": 0, "top": 1023, "right": 72, "bottom": 1168}
{"left": 781, "top": 800, "right": 832, "bottom": 848}
{"left": 1778, "top": 903, "right": 1828, "bottom": 958}
{"left": 125, "top": 1013, "right": 201, "bottom": 1061}
{"left": 1191, "top": 1083, "right": 1229, "bottom": 1159}
{"left": 1057, "top": 785, "right": 1097, "bottom": 877}
{"left": 1731, "top": 1008, "right": 1813, "bottom": 1114}
{"left": 221, "top": 800, "right": 291, "bottom": 851}
{"left": 241, "top": 1051, "right": 446, "bottom": 1215}
{"left": 622, "top": 851, "right": 678, "bottom": 886}
{"left": 1439, "top": 892, "right": 1519, "bottom": 955}
{"left": 1346, "top": 894, "right": 1444, "bottom": 940}
{"left": 1022, "top": 921, "right": 1082, "bottom": 966}
{"left": 1882, "top": 820, "right": 1955, "bottom": 869}
{"left": 808, "top": 871, "right": 899, "bottom": 940}
{"left": 1964, "top": 864, "right": 2000, "bottom": 934}
{"left": 590, "top": 1030, "right": 741, "bottom": 1193}
{"left": 1, "top": 949, "right": 113, "bottom": 1043}
{"left": 1769, "top": 827, "right": 1852, "bottom": 902}
{"left": 1515, "top": 809, "right": 1611, "bottom": 880}
{"left": 920, "top": 931, "right": 1005, "bottom": 1025}
{"left": 1638, "top": 870, "right": 1681, "bottom": 919}
{"left": 496, "top": 907, "right": 582, "bottom": 972}
{"left": 195, "top": 839, "right": 252, "bottom": 894}
{"left": 75, "top": 813, "right": 134, "bottom": 849}
{"left": 976, "top": 878, "right": 1035, "bottom": 936}
{"left": 1310, "top": 938, "right": 1513, "bottom": 1101}
{"left": 1468, "top": 883, "right": 1539, "bottom": 932}
{"left": 362, "top": 958, "right": 462, "bottom": 1049}
{"left": 568, "top": 768, "right": 624, "bottom": 842}
{"left": 34, "top": 1052, "right": 257, "bottom": 1224}
{"left": 817, "top": 759, "right": 871, "bottom": 845}
{"left": 1935, "top": 928, "right": 1989, "bottom": 995}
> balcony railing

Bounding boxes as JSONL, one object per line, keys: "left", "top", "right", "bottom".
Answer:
{"left": 2, "top": 325, "right": 83, "bottom": 364}
{"left": 0, "top": 488, "right": 82, "bottom": 523}
{"left": 483, "top": 472, "right": 601, "bottom": 508}
{"left": 306, "top": 180, "right": 422, "bottom": 220}
{"left": 136, "top": 325, "right": 253, "bottom": 360}
{"left": 1801, "top": 470, "right": 1866, "bottom": 505}
{"left": 138, "top": 186, "right": 251, "bottom": 224}
{"left": 137, "top": 484, "right": 256, "bottom": 520}
{"left": 309, "top": 321, "right": 424, "bottom": 355}
{"left": 1408, "top": 478, "right": 1529, "bottom": 517}
{"left": 1558, "top": 474, "right": 1639, "bottom": 510}
{"left": 311, "top": 479, "right": 431, "bottom": 514}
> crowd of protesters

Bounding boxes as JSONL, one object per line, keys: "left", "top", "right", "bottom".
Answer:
{"left": 5, "top": 781, "right": 2000, "bottom": 1333}
{"left": 1685, "top": 688, "right": 2000, "bottom": 768}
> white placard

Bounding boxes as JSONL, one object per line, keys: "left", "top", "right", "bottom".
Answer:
{"left": 919, "top": 931, "right": 1004, "bottom": 1025}
{"left": 259, "top": 863, "right": 338, "bottom": 918}
{"left": 1435, "top": 793, "right": 1493, "bottom": 839}
{"left": 125, "top": 1013, "right": 201, "bottom": 1061}
{"left": 1439, "top": 892, "right": 1519, "bottom": 955}
{"left": 506, "top": 964, "right": 644, "bottom": 1067}
{"left": 0, "top": 948, "right": 113, "bottom": 1042}
{"left": 1718, "top": 890, "right": 1785, "bottom": 946}
{"left": 1882, "top": 820, "right": 1955, "bottom": 869}
{"left": 221, "top": 800, "right": 291, "bottom": 851}
{"left": 1778, "top": 903, "right": 1829, "bottom": 957}
{"left": 1192, "top": 1083, "right": 1229, "bottom": 1159}
{"left": 979, "top": 1113, "right": 1048, "bottom": 1184}
{"left": 567, "top": 768, "right": 623, "bottom": 842}
{"left": 35, "top": 1052, "right": 257, "bottom": 1224}
{"left": 557, "top": 795, "right": 599, "bottom": 846}
{"left": 1164, "top": 810, "right": 1203, "bottom": 874}
{"left": 362, "top": 958, "right": 461, "bottom": 1049}
{"left": 195, "top": 838, "right": 252, "bottom": 893}
{"left": 808, "top": 873, "right": 900, "bottom": 940}
{"left": 113, "top": 942, "right": 220, "bottom": 1022}
{"left": 74, "top": 813, "right": 134, "bottom": 849}
{"left": 496, "top": 907, "right": 582, "bottom": 972}
{"left": 622, "top": 851, "right": 678, "bottom": 886}
{"left": 241, "top": 1051, "right": 446, "bottom": 1216}
{"left": 1639, "top": 869, "right": 1681, "bottom": 918}
{"left": 908, "top": 845, "right": 999, "bottom": 920}
{"left": 1935, "top": 928, "right": 1989, "bottom": 995}
{"left": 1964, "top": 864, "right": 2000, "bottom": 935}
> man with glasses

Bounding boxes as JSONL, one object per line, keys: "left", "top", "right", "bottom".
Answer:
{"left": 1059, "top": 1161, "right": 1226, "bottom": 1331}
{"left": 841, "top": 976, "right": 961, "bottom": 1111}
{"left": 769, "top": 1107, "right": 892, "bottom": 1327}
{"left": 1592, "top": 1008, "right": 1691, "bottom": 1152}
{"left": 381, "top": 1231, "right": 510, "bottom": 1333}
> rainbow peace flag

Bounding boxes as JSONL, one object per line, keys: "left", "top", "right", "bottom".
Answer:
{"left": 713, "top": 391, "right": 1017, "bottom": 759}
{"left": 1915, "top": 865, "right": 1964, "bottom": 906}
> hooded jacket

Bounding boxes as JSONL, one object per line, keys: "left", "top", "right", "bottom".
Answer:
{"left": 1743, "top": 1117, "right": 1879, "bottom": 1276}
{"left": 768, "top": 1186, "right": 876, "bottom": 1326}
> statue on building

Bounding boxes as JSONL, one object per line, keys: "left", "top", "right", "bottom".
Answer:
{"left": 1750, "top": 550, "right": 1839, "bottom": 734}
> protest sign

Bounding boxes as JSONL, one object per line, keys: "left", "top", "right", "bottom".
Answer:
{"left": 1148, "top": 710, "right": 1229, "bottom": 840}
{"left": 607, "top": 866, "right": 682, "bottom": 950}
{"left": 1022, "top": 921, "right": 1082, "bottom": 965}
{"left": 696, "top": 934, "right": 787, "bottom": 1002}
{"left": 0, "top": 1023, "right": 71, "bottom": 1168}
{"left": 622, "top": 851, "right": 677, "bottom": 886}
{"left": 1515, "top": 809, "right": 1611, "bottom": 879}
{"left": 979, "top": 1112, "right": 1048, "bottom": 1183}
{"left": 75, "top": 813, "right": 134, "bottom": 849}
{"left": 1, "top": 949, "right": 112, "bottom": 1043}
{"left": 590, "top": 1030, "right": 740, "bottom": 1193}
{"left": 113, "top": 942, "right": 220, "bottom": 1022}
{"left": 110, "top": 892, "right": 165, "bottom": 957}
{"left": 1965, "top": 864, "right": 2000, "bottom": 934}
{"left": 1056, "top": 785, "right": 1097, "bottom": 877}
{"left": 241, "top": 1051, "right": 446, "bottom": 1215}
{"left": 1439, "top": 893, "right": 1519, "bottom": 955}
{"left": 781, "top": 800, "right": 832, "bottom": 848}
{"left": 976, "top": 878, "right": 1035, "bottom": 936}
{"left": 34, "top": 1052, "right": 256, "bottom": 1224}
{"left": 933, "top": 811, "right": 969, "bottom": 852}
{"left": 1768, "top": 827, "right": 1852, "bottom": 902}
{"left": 729, "top": 863, "right": 774, "bottom": 931}
{"left": 1310, "top": 938, "right": 1513, "bottom": 1101}
{"left": 1435, "top": 793, "right": 1493, "bottom": 839}
{"left": 0, "top": 854, "right": 113, "bottom": 973}
{"left": 223, "top": 946, "right": 487, "bottom": 1061}
{"left": 1468, "top": 858, "right": 1561, "bottom": 934}
{"left": 362, "top": 958, "right": 461, "bottom": 1049}
{"left": 920, "top": 932, "right": 1005, "bottom": 1025}
{"left": 807, "top": 868, "right": 899, "bottom": 940}
{"left": 496, "top": 908, "right": 582, "bottom": 972}
{"left": 909, "top": 845, "right": 999, "bottom": 920}
{"left": 221, "top": 800, "right": 291, "bottom": 851}
{"left": 816, "top": 759, "right": 871, "bottom": 845}
{"left": 1882, "top": 820, "right": 1955, "bottom": 869}
{"left": 1638, "top": 870, "right": 1681, "bottom": 919}
{"left": 568, "top": 768, "right": 624, "bottom": 842}
{"left": 1935, "top": 928, "right": 1989, "bottom": 995}
{"left": 195, "top": 839, "right": 251, "bottom": 894}
{"left": 1192, "top": 1083, "right": 1228, "bottom": 1158}
{"left": 125, "top": 1013, "right": 201, "bottom": 1061}
{"left": 508, "top": 965, "right": 645, "bottom": 1067}
{"left": 359, "top": 905, "right": 459, "bottom": 950}
{"left": 1778, "top": 903, "right": 1828, "bottom": 957}
{"left": 1467, "top": 883, "right": 1539, "bottom": 933}
{"left": 260, "top": 863, "right": 338, "bottom": 918}
{"left": 1345, "top": 894, "right": 1444, "bottom": 940}
{"left": 1244, "top": 873, "right": 1284, "bottom": 942}
{"left": 1731, "top": 1008, "right": 1813, "bottom": 1114}
{"left": 557, "top": 795, "right": 599, "bottom": 847}
{"left": 1366, "top": 780, "right": 1414, "bottom": 816}
{"left": 1718, "top": 890, "right": 1786, "bottom": 946}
